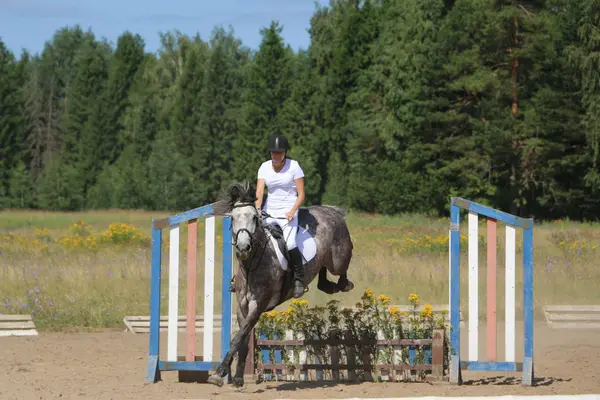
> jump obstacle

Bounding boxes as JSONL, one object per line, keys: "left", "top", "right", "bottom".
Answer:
{"left": 144, "top": 197, "right": 534, "bottom": 385}
{"left": 449, "top": 197, "right": 534, "bottom": 386}
{"left": 145, "top": 203, "right": 234, "bottom": 383}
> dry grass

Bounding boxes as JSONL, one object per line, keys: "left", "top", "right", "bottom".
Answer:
{"left": 0, "top": 209, "right": 598, "bottom": 330}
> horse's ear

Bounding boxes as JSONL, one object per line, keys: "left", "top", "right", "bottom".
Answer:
{"left": 230, "top": 184, "right": 241, "bottom": 203}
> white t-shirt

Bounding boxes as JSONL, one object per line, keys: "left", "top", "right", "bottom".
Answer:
{"left": 257, "top": 158, "right": 304, "bottom": 212}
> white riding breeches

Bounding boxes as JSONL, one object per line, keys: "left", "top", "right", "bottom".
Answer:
{"left": 264, "top": 209, "right": 298, "bottom": 251}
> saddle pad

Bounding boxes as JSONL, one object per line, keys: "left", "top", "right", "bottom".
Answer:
{"left": 271, "top": 226, "right": 317, "bottom": 271}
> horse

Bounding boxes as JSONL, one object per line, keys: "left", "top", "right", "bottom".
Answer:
{"left": 207, "top": 181, "right": 355, "bottom": 387}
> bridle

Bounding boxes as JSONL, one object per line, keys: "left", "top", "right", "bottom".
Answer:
{"left": 230, "top": 202, "right": 258, "bottom": 248}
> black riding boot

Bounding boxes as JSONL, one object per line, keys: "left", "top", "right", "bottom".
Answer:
{"left": 289, "top": 247, "right": 306, "bottom": 298}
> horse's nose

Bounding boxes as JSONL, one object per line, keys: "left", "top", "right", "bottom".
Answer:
{"left": 239, "top": 243, "right": 251, "bottom": 253}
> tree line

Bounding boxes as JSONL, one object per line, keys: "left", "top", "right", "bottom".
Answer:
{"left": 1, "top": 0, "right": 599, "bottom": 220}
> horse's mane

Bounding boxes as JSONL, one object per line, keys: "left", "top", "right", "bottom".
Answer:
{"left": 212, "top": 181, "right": 256, "bottom": 215}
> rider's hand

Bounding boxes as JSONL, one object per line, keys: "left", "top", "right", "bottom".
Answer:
{"left": 286, "top": 210, "right": 295, "bottom": 221}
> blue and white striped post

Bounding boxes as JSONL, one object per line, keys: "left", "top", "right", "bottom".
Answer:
{"left": 449, "top": 197, "right": 534, "bottom": 386}
{"left": 145, "top": 203, "right": 233, "bottom": 383}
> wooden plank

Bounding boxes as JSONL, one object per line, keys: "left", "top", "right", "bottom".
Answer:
{"left": 125, "top": 315, "right": 224, "bottom": 321}
{"left": 186, "top": 218, "right": 198, "bottom": 362}
{"left": 204, "top": 215, "right": 215, "bottom": 362}
{"left": 378, "top": 304, "right": 464, "bottom": 321}
{"left": 486, "top": 218, "right": 497, "bottom": 362}
{"left": 123, "top": 315, "right": 227, "bottom": 334}
{"left": 547, "top": 322, "right": 600, "bottom": 329}
{"left": 543, "top": 305, "right": 600, "bottom": 329}
{"left": 168, "top": 224, "right": 180, "bottom": 362}
{"left": 468, "top": 212, "right": 478, "bottom": 362}
{"left": 0, "top": 314, "right": 34, "bottom": 321}
{"left": 0, "top": 314, "right": 38, "bottom": 337}
{"left": 0, "top": 321, "right": 36, "bottom": 329}
{"left": 131, "top": 327, "right": 222, "bottom": 334}
{"left": 544, "top": 305, "right": 600, "bottom": 312}
{"left": 505, "top": 225, "right": 516, "bottom": 363}
{"left": 258, "top": 363, "right": 434, "bottom": 371}
{"left": 256, "top": 338, "right": 433, "bottom": 346}
{"left": 432, "top": 329, "right": 444, "bottom": 378}
{"left": 0, "top": 329, "right": 38, "bottom": 337}
{"left": 128, "top": 321, "right": 223, "bottom": 328}
{"left": 547, "top": 313, "right": 600, "bottom": 321}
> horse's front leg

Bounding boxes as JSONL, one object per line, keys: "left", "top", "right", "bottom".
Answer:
{"left": 208, "top": 299, "right": 262, "bottom": 387}
{"left": 232, "top": 331, "right": 250, "bottom": 387}
{"left": 232, "top": 305, "right": 250, "bottom": 387}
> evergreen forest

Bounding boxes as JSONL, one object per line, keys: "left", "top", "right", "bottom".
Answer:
{"left": 1, "top": 0, "right": 600, "bottom": 220}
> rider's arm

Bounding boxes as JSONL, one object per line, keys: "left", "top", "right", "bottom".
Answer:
{"left": 255, "top": 178, "right": 265, "bottom": 212}
{"left": 290, "top": 177, "right": 305, "bottom": 214}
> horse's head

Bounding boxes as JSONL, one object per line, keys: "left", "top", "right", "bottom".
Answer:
{"left": 214, "top": 181, "right": 261, "bottom": 261}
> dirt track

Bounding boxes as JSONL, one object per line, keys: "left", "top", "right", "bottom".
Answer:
{"left": 1, "top": 321, "right": 599, "bottom": 400}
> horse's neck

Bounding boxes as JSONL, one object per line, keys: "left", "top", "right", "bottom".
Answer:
{"left": 239, "top": 224, "right": 271, "bottom": 269}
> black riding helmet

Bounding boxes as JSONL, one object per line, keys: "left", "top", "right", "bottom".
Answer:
{"left": 268, "top": 134, "right": 289, "bottom": 152}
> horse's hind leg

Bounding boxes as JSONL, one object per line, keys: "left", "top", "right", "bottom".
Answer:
{"left": 336, "top": 272, "right": 354, "bottom": 292}
{"left": 330, "top": 236, "right": 354, "bottom": 292}
{"left": 317, "top": 266, "right": 339, "bottom": 294}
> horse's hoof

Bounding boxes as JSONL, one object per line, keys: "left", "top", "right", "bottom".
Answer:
{"left": 317, "top": 280, "right": 338, "bottom": 294}
{"left": 208, "top": 374, "right": 224, "bottom": 387}
{"left": 232, "top": 376, "right": 244, "bottom": 387}
{"left": 337, "top": 279, "right": 354, "bottom": 292}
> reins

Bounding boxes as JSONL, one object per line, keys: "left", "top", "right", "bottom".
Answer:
{"left": 229, "top": 201, "right": 299, "bottom": 298}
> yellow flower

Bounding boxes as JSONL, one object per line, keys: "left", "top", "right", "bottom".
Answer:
{"left": 378, "top": 294, "right": 391, "bottom": 305}
{"left": 420, "top": 304, "right": 433, "bottom": 319}
{"left": 388, "top": 306, "right": 400, "bottom": 317}
{"left": 291, "top": 298, "right": 308, "bottom": 307}
{"left": 364, "top": 289, "right": 374, "bottom": 298}
{"left": 408, "top": 293, "right": 419, "bottom": 306}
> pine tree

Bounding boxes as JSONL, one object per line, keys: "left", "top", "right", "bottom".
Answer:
{"left": 57, "top": 39, "right": 109, "bottom": 208}
{"left": 0, "top": 40, "right": 22, "bottom": 203}
{"left": 234, "top": 21, "right": 293, "bottom": 183}
{"left": 202, "top": 27, "right": 249, "bottom": 199}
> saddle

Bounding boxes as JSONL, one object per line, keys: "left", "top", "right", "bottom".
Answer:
{"left": 261, "top": 208, "right": 314, "bottom": 265}
{"left": 263, "top": 222, "right": 291, "bottom": 263}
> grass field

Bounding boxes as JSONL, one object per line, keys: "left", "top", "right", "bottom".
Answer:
{"left": 1, "top": 208, "right": 598, "bottom": 331}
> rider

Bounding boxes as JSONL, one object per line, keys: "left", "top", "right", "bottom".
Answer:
{"left": 255, "top": 134, "right": 307, "bottom": 298}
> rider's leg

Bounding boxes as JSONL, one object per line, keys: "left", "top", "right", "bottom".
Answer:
{"left": 283, "top": 213, "right": 305, "bottom": 298}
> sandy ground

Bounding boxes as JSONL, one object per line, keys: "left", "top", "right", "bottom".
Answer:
{"left": 1, "top": 321, "right": 599, "bottom": 400}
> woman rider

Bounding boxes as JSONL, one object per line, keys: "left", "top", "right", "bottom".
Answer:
{"left": 255, "top": 134, "right": 306, "bottom": 298}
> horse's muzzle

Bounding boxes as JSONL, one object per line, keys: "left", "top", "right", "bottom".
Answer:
{"left": 238, "top": 250, "right": 250, "bottom": 260}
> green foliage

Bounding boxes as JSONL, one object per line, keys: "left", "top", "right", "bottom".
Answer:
{"left": 254, "top": 290, "right": 449, "bottom": 381}
{"left": 1, "top": 2, "right": 599, "bottom": 220}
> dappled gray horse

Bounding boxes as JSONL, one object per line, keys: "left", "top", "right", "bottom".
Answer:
{"left": 208, "top": 181, "right": 354, "bottom": 387}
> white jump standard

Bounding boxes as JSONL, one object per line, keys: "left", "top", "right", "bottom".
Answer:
{"left": 145, "top": 203, "right": 234, "bottom": 383}
{"left": 449, "top": 197, "right": 534, "bottom": 386}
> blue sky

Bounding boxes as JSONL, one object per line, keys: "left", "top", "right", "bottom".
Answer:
{"left": 1, "top": 0, "right": 330, "bottom": 56}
